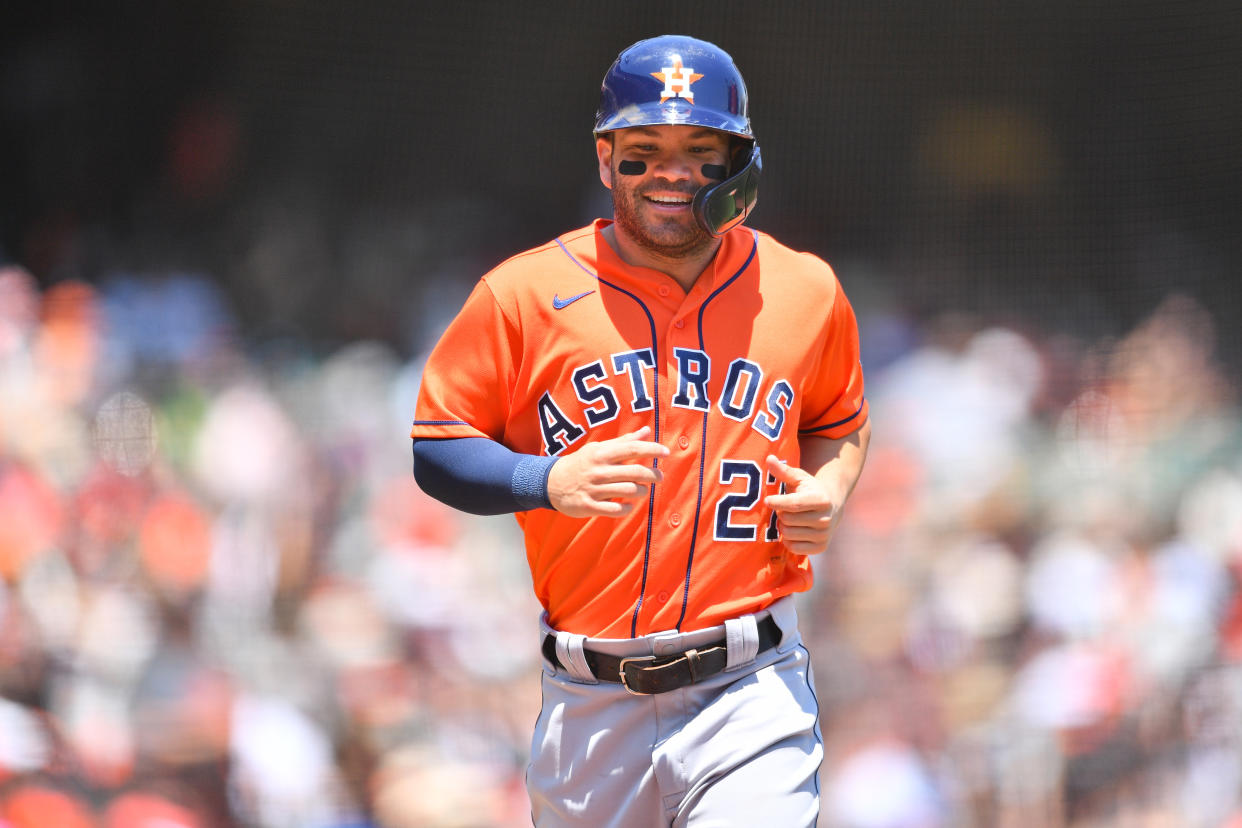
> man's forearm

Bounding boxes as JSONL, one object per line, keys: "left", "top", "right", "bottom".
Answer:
{"left": 413, "top": 437, "right": 557, "bottom": 515}
{"left": 799, "top": 418, "right": 871, "bottom": 506}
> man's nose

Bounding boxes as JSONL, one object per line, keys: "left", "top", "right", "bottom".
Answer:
{"left": 651, "top": 154, "right": 693, "bottom": 182}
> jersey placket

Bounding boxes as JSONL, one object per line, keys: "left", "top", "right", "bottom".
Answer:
{"left": 639, "top": 276, "right": 714, "bottom": 634}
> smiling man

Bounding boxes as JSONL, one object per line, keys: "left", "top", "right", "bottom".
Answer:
{"left": 410, "top": 35, "right": 870, "bottom": 827}
{"left": 602, "top": 125, "right": 732, "bottom": 272}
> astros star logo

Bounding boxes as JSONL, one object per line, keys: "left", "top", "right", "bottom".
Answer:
{"left": 651, "top": 56, "right": 703, "bottom": 103}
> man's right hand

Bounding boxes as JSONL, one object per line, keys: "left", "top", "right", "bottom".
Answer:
{"left": 546, "top": 426, "right": 669, "bottom": 517}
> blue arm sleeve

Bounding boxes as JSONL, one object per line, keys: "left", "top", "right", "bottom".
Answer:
{"left": 412, "top": 437, "right": 558, "bottom": 516}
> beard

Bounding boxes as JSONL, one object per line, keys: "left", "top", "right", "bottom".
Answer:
{"left": 610, "top": 174, "right": 716, "bottom": 260}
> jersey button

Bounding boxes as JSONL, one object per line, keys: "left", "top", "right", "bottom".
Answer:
{"left": 658, "top": 285, "right": 671, "bottom": 297}
{"left": 677, "top": 435, "right": 690, "bottom": 449}
{"left": 674, "top": 319, "right": 685, "bottom": 329}
{"left": 657, "top": 590, "right": 670, "bottom": 603}
{"left": 669, "top": 513, "right": 682, "bottom": 527}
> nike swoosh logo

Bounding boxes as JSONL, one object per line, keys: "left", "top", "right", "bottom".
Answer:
{"left": 553, "top": 290, "right": 595, "bottom": 309}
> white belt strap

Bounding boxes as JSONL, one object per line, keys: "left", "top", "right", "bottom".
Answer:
{"left": 555, "top": 631, "right": 597, "bottom": 684}
{"left": 724, "top": 614, "right": 760, "bottom": 670}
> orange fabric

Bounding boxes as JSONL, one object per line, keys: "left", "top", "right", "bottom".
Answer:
{"left": 138, "top": 492, "right": 212, "bottom": 593}
{"left": 103, "top": 791, "right": 202, "bottom": 828}
{"left": 412, "top": 220, "right": 867, "bottom": 637}
{"left": 2, "top": 786, "right": 98, "bottom": 828}
{"left": 0, "top": 465, "right": 64, "bottom": 579}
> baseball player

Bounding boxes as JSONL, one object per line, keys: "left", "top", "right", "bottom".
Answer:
{"left": 411, "top": 35, "right": 870, "bottom": 827}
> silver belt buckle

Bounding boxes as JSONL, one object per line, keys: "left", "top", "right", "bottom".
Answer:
{"left": 617, "top": 654, "right": 660, "bottom": 695}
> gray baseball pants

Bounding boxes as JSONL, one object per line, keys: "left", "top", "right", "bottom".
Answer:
{"left": 526, "top": 596, "right": 822, "bottom": 827}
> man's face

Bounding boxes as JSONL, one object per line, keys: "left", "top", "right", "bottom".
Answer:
{"left": 596, "top": 125, "right": 732, "bottom": 259}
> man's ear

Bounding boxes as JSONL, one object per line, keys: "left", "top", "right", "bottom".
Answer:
{"left": 595, "top": 135, "right": 613, "bottom": 190}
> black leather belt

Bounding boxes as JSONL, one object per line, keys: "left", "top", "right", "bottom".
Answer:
{"left": 541, "top": 615, "right": 782, "bottom": 695}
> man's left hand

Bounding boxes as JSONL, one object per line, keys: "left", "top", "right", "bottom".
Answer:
{"left": 763, "top": 455, "right": 840, "bottom": 556}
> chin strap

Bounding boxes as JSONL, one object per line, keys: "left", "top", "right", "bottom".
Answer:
{"left": 691, "top": 142, "right": 762, "bottom": 237}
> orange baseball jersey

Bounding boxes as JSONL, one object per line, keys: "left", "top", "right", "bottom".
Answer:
{"left": 411, "top": 219, "right": 867, "bottom": 638}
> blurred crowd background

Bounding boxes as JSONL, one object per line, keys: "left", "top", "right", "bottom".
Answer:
{"left": 2, "top": 1, "right": 1240, "bottom": 826}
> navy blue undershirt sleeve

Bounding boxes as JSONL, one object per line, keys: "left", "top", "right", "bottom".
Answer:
{"left": 412, "top": 437, "right": 557, "bottom": 515}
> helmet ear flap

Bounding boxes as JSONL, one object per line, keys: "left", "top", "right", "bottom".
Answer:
{"left": 692, "top": 142, "right": 761, "bottom": 237}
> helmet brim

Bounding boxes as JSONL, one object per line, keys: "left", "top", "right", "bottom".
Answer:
{"left": 594, "top": 101, "right": 753, "bottom": 140}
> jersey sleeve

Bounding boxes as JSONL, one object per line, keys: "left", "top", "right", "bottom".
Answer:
{"left": 798, "top": 274, "right": 868, "bottom": 439}
{"left": 411, "top": 277, "right": 520, "bottom": 441}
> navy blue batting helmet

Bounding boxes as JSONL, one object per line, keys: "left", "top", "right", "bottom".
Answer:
{"left": 594, "top": 35, "right": 762, "bottom": 237}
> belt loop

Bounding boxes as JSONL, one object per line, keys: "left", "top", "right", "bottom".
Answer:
{"left": 555, "top": 632, "right": 597, "bottom": 684}
{"left": 684, "top": 648, "right": 701, "bottom": 682}
{"left": 767, "top": 595, "right": 799, "bottom": 651}
{"left": 724, "top": 615, "right": 760, "bottom": 670}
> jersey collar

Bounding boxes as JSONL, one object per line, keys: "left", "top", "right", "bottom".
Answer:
{"left": 563, "top": 219, "right": 755, "bottom": 297}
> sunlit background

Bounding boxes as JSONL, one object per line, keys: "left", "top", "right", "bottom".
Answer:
{"left": 2, "top": 2, "right": 1240, "bottom": 826}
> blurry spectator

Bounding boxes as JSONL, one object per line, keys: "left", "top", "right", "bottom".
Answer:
{"left": 0, "top": 784, "right": 97, "bottom": 828}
